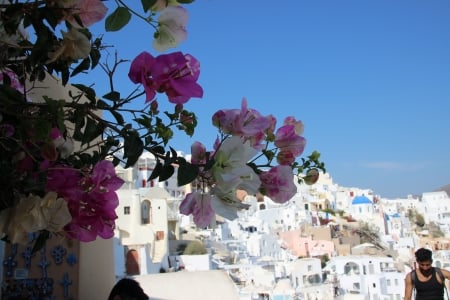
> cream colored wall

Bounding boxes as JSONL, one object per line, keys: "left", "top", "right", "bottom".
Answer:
{"left": 79, "top": 238, "right": 115, "bottom": 300}
{"left": 27, "top": 73, "right": 116, "bottom": 300}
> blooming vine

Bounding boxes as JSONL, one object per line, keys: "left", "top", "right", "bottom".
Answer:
{"left": 0, "top": 0, "right": 325, "bottom": 250}
{"left": 177, "top": 98, "right": 324, "bottom": 227}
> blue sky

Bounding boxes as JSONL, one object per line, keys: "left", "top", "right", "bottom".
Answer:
{"left": 85, "top": 0, "right": 450, "bottom": 199}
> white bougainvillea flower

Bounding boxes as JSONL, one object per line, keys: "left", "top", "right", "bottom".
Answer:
{"left": 50, "top": 128, "right": 75, "bottom": 159}
{"left": 0, "top": 18, "right": 29, "bottom": 47}
{"left": 57, "top": 137, "right": 74, "bottom": 159}
{"left": 153, "top": 6, "right": 188, "bottom": 52}
{"left": 47, "top": 28, "right": 91, "bottom": 63}
{"left": 212, "top": 136, "right": 261, "bottom": 196}
{"left": 210, "top": 188, "right": 251, "bottom": 220}
{"left": 1, "top": 192, "right": 72, "bottom": 244}
{"left": 150, "top": 0, "right": 181, "bottom": 12}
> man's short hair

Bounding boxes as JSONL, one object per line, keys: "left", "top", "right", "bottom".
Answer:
{"left": 415, "top": 247, "right": 433, "bottom": 263}
{"left": 108, "top": 278, "right": 149, "bottom": 300}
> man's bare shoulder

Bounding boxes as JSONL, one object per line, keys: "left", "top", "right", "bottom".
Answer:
{"left": 440, "top": 268, "right": 450, "bottom": 279}
{"left": 405, "top": 270, "right": 413, "bottom": 283}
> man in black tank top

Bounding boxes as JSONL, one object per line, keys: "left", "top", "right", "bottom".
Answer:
{"left": 404, "top": 248, "right": 450, "bottom": 300}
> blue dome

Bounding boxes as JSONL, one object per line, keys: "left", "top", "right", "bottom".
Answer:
{"left": 352, "top": 195, "right": 372, "bottom": 205}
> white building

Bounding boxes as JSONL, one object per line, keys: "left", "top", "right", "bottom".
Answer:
{"left": 325, "top": 255, "right": 404, "bottom": 299}
{"left": 418, "top": 191, "right": 450, "bottom": 236}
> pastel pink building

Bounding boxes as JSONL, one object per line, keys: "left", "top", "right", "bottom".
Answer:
{"left": 279, "top": 228, "right": 335, "bottom": 258}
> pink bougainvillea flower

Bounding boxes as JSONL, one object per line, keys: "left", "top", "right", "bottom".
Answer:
{"left": 259, "top": 165, "right": 297, "bottom": 204}
{"left": 83, "top": 160, "right": 125, "bottom": 198}
{"left": 46, "top": 161, "right": 124, "bottom": 242}
{"left": 64, "top": 192, "right": 118, "bottom": 242}
{"left": 41, "top": 142, "right": 58, "bottom": 161}
{"left": 128, "top": 51, "right": 203, "bottom": 104}
{"left": 128, "top": 52, "right": 157, "bottom": 102}
{"left": 190, "top": 141, "right": 207, "bottom": 165}
{"left": 64, "top": 0, "right": 108, "bottom": 27}
{"left": 283, "top": 116, "right": 304, "bottom": 135}
{"left": 0, "top": 69, "right": 24, "bottom": 93}
{"left": 274, "top": 117, "right": 306, "bottom": 163}
{"left": 46, "top": 164, "right": 85, "bottom": 201}
{"left": 66, "top": 160, "right": 124, "bottom": 241}
{"left": 212, "top": 98, "right": 272, "bottom": 149}
{"left": 180, "top": 192, "right": 215, "bottom": 228}
{"left": 0, "top": 124, "right": 14, "bottom": 137}
{"left": 50, "top": 127, "right": 64, "bottom": 144}
{"left": 152, "top": 52, "right": 203, "bottom": 104}
{"left": 153, "top": 6, "right": 188, "bottom": 52}
{"left": 41, "top": 127, "right": 64, "bottom": 161}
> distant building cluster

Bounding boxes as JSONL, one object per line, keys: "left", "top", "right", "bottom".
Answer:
{"left": 110, "top": 151, "right": 450, "bottom": 299}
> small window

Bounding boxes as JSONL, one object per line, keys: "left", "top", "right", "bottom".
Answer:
{"left": 124, "top": 206, "right": 130, "bottom": 215}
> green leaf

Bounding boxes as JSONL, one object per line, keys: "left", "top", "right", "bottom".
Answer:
{"left": 151, "top": 146, "right": 166, "bottom": 155}
{"left": 71, "top": 57, "right": 91, "bottom": 77}
{"left": 72, "top": 84, "right": 97, "bottom": 103}
{"left": 123, "top": 131, "right": 144, "bottom": 168}
{"left": 90, "top": 37, "right": 102, "bottom": 68}
{"left": 96, "top": 99, "right": 110, "bottom": 109}
{"left": 135, "top": 116, "right": 152, "bottom": 128}
{"left": 43, "top": 97, "right": 66, "bottom": 130}
{"left": 82, "top": 117, "right": 103, "bottom": 145}
{"left": 42, "top": 7, "right": 61, "bottom": 29}
{"left": 0, "top": 84, "right": 26, "bottom": 105}
{"left": 110, "top": 110, "right": 125, "bottom": 125}
{"left": 159, "top": 163, "right": 175, "bottom": 182}
{"left": 204, "top": 155, "right": 215, "bottom": 171}
{"left": 177, "top": 161, "right": 199, "bottom": 186}
{"left": 169, "top": 147, "right": 178, "bottom": 159}
{"left": 103, "top": 91, "right": 121, "bottom": 101}
{"left": 33, "top": 119, "right": 52, "bottom": 141}
{"left": 105, "top": 7, "right": 132, "bottom": 32}
{"left": 61, "top": 67, "right": 70, "bottom": 86}
{"left": 149, "top": 161, "right": 162, "bottom": 180}
{"left": 141, "top": 0, "right": 158, "bottom": 12}
{"left": 71, "top": 108, "right": 86, "bottom": 141}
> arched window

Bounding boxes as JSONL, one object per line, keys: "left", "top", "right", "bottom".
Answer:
{"left": 141, "top": 200, "right": 152, "bottom": 224}
{"left": 344, "top": 262, "right": 360, "bottom": 275}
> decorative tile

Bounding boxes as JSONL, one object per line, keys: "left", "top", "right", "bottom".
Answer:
{"left": 51, "top": 245, "right": 67, "bottom": 265}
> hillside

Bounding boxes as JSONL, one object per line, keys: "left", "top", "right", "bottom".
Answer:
{"left": 435, "top": 184, "right": 450, "bottom": 196}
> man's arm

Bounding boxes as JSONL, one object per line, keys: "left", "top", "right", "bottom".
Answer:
{"left": 404, "top": 272, "right": 413, "bottom": 300}
{"left": 442, "top": 268, "right": 450, "bottom": 281}
{"left": 441, "top": 268, "right": 450, "bottom": 290}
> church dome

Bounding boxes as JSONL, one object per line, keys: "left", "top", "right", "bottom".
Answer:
{"left": 351, "top": 195, "right": 372, "bottom": 205}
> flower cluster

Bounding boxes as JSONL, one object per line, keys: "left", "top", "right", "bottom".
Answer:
{"left": 178, "top": 99, "right": 324, "bottom": 227}
{"left": 0, "top": 0, "right": 325, "bottom": 250}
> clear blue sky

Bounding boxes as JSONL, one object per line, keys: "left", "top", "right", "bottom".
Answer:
{"left": 85, "top": 0, "right": 450, "bottom": 199}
